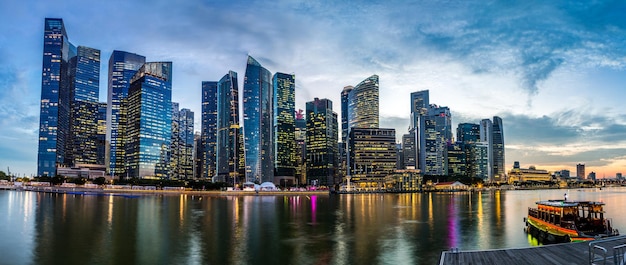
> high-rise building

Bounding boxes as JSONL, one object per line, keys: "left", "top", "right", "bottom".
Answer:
{"left": 347, "top": 75, "right": 379, "bottom": 130}
{"left": 193, "top": 132, "right": 203, "bottom": 179}
{"left": 423, "top": 105, "right": 451, "bottom": 175}
{"left": 38, "top": 18, "right": 74, "bottom": 177}
{"left": 348, "top": 128, "right": 397, "bottom": 190}
{"left": 295, "top": 110, "right": 306, "bottom": 185}
{"left": 402, "top": 131, "right": 416, "bottom": 169}
{"left": 306, "top": 98, "right": 338, "bottom": 186}
{"left": 97, "top": 102, "right": 107, "bottom": 166}
{"left": 447, "top": 142, "right": 466, "bottom": 176}
{"left": 107, "top": 50, "right": 146, "bottom": 177}
{"left": 480, "top": 119, "right": 493, "bottom": 180}
{"left": 273, "top": 73, "right": 296, "bottom": 181}
{"left": 124, "top": 62, "right": 172, "bottom": 178}
{"left": 410, "top": 90, "right": 430, "bottom": 172}
{"left": 492, "top": 116, "right": 505, "bottom": 181}
{"left": 216, "top": 71, "right": 243, "bottom": 184}
{"left": 457, "top": 123, "right": 480, "bottom": 144}
{"left": 576, "top": 163, "right": 585, "bottom": 179}
{"left": 467, "top": 142, "right": 489, "bottom": 180}
{"left": 201, "top": 81, "right": 217, "bottom": 180}
{"left": 340, "top": 86, "right": 353, "bottom": 143}
{"left": 66, "top": 46, "right": 101, "bottom": 167}
{"left": 243, "top": 56, "right": 274, "bottom": 183}
{"left": 170, "top": 103, "right": 194, "bottom": 179}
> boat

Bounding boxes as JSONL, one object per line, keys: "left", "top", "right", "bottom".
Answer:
{"left": 525, "top": 199, "right": 619, "bottom": 243}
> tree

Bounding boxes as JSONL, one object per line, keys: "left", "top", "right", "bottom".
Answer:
{"left": 0, "top": 171, "right": 8, "bottom": 180}
{"left": 94, "top": 177, "right": 106, "bottom": 185}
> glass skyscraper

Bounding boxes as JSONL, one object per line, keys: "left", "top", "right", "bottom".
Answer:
{"left": 201, "top": 81, "right": 217, "bottom": 180}
{"left": 348, "top": 128, "right": 396, "bottom": 190}
{"left": 216, "top": 71, "right": 243, "bottom": 184}
{"left": 97, "top": 102, "right": 107, "bottom": 166}
{"left": 410, "top": 90, "right": 429, "bottom": 173}
{"left": 480, "top": 118, "right": 493, "bottom": 180}
{"left": 67, "top": 46, "right": 101, "bottom": 167}
{"left": 340, "top": 86, "right": 353, "bottom": 142}
{"left": 243, "top": 56, "right": 273, "bottom": 183}
{"left": 273, "top": 72, "right": 296, "bottom": 178}
{"left": 170, "top": 103, "right": 194, "bottom": 179}
{"left": 38, "top": 18, "right": 74, "bottom": 177}
{"left": 347, "top": 75, "right": 379, "bottom": 130}
{"left": 457, "top": 123, "right": 480, "bottom": 144}
{"left": 124, "top": 62, "right": 172, "bottom": 179}
{"left": 107, "top": 50, "right": 146, "bottom": 177}
{"left": 492, "top": 116, "right": 505, "bottom": 181}
{"left": 306, "top": 98, "right": 338, "bottom": 186}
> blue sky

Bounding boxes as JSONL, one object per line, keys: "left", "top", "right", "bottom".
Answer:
{"left": 1, "top": 0, "right": 625, "bottom": 177}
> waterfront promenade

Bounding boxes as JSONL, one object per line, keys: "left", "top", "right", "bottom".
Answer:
{"left": 440, "top": 235, "right": 626, "bottom": 264}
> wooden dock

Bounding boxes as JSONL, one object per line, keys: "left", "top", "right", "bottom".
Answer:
{"left": 439, "top": 236, "right": 626, "bottom": 265}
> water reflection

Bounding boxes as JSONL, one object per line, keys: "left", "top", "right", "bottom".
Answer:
{"left": 3, "top": 188, "right": 626, "bottom": 265}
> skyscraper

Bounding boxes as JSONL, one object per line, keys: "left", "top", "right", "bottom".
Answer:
{"left": 67, "top": 46, "right": 101, "bottom": 167}
{"left": 423, "top": 105, "right": 451, "bottom": 175}
{"left": 348, "top": 128, "right": 397, "bottom": 190}
{"left": 457, "top": 123, "right": 480, "bottom": 144}
{"left": 216, "top": 71, "right": 243, "bottom": 184}
{"left": 577, "top": 163, "right": 585, "bottom": 180}
{"left": 492, "top": 116, "right": 505, "bottom": 181}
{"left": 107, "top": 50, "right": 146, "bottom": 177}
{"left": 38, "top": 18, "right": 74, "bottom": 177}
{"left": 347, "top": 75, "right": 379, "bottom": 130}
{"left": 273, "top": 73, "right": 296, "bottom": 180}
{"left": 124, "top": 62, "right": 172, "bottom": 178}
{"left": 243, "top": 56, "right": 273, "bottom": 183}
{"left": 201, "top": 81, "right": 217, "bottom": 180}
{"left": 170, "top": 103, "right": 194, "bottom": 179}
{"left": 340, "top": 86, "right": 353, "bottom": 143}
{"left": 295, "top": 110, "right": 306, "bottom": 185}
{"left": 306, "top": 98, "right": 338, "bottom": 186}
{"left": 410, "top": 90, "right": 429, "bottom": 172}
{"left": 480, "top": 118, "right": 493, "bottom": 180}
{"left": 402, "top": 130, "right": 416, "bottom": 169}
{"left": 97, "top": 102, "right": 107, "bottom": 166}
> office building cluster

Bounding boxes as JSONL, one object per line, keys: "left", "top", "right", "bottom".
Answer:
{"left": 37, "top": 18, "right": 505, "bottom": 187}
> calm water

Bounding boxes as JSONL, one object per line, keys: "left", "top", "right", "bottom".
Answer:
{"left": 2, "top": 188, "right": 626, "bottom": 265}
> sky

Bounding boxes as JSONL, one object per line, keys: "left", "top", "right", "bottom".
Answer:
{"left": 0, "top": 0, "right": 625, "bottom": 178}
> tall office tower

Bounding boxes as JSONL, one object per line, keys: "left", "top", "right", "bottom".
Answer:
{"left": 178, "top": 108, "right": 194, "bottom": 179}
{"left": 193, "top": 132, "right": 203, "bottom": 179}
{"left": 66, "top": 46, "right": 101, "bottom": 167}
{"left": 306, "top": 98, "right": 338, "bottom": 186}
{"left": 348, "top": 128, "right": 396, "bottom": 190}
{"left": 295, "top": 110, "right": 306, "bottom": 185}
{"left": 170, "top": 104, "right": 195, "bottom": 179}
{"left": 107, "top": 50, "right": 146, "bottom": 177}
{"left": 491, "top": 116, "right": 505, "bottom": 181}
{"left": 216, "top": 71, "right": 243, "bottom": 184}
{"left": 447, "top": 142, "right": 466, "bottom": 176}
{"left": 273, "top": 73, "right": 296, "bottom": 180}
{"left": 347, "top": 75, "right": 379, "bottom": 130}
{"left": 201, "top": 81, "right": 217, "bottom": 180}
{"left": 97, "top": 102, "right": 107, "bottom": 166}
{"left": 243, "top": 56, "right": 274, "bottom": 183}
{"left": 576, "top": 163, "right": 585, "bottom": 179}
{"left": 467, "top": 142, "right": 489, "bottom": 180}
{"left": 340, "top": 86, "right": 353, "bottom": 142}
{"left": 170, "top": 102, "right": 181, "bottom": 178}
{"left": 402, "top": 130, "right": 416, "bottom": 169}
{"left": 423, "top": 106, "right": 451, "bottom": 175}
{"left": 410, "top": 90, "right": 430, "bottom": 172}
{"left": 457, "top": 123, "right": 480, "bottom": 143}
{"left": 396, "top": 143, "right": 404, "bottom": 170}
{"left": 38, "top": 18, "right": 74, "bottom": 177}
{"left": 124, "top": 62, "right": 172, "bottom": 179}
{"left": 480, "top": 118, "right": 493, "bottom": 180}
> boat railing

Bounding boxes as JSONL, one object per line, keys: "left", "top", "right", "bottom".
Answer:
{"left": 613, "top": 244, "right": 626, "bottom": 265}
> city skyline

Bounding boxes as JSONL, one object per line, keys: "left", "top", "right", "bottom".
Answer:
{"left": 1, "top": 1, "right": 625, "bottom": 177}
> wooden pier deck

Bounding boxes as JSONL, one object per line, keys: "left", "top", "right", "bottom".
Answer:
{"left": 439, "top": 236, "right": 626, "bottom": 265}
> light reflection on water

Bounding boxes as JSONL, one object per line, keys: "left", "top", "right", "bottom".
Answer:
{"left": 2, "top": 188, "right": 626, "bottom": 264}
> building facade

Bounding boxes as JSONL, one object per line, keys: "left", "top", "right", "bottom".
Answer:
{"left": 492, "top": 116, "right": 505, "bottom": 181}
{"left": 243, "top": 56, "right": 274, "bottom": 183}
{"left": 124, "top": 62, "right": 172, "bottom": 179}
{"left": 347, "top": 75, "right": 379, "bottom": 130}
{"left": 216, "top": 71, "right": 243, "bottom": 184}
{"left": 107, "top": 50, "right": 146, "bottom": 177}
{"left": 170, "top": 103, "right": 194, "bottom": 179}
{"left": 38, "top": 18, "right": 74, "bottom": 177}
{"left": 306, "top": 98, "right": 338, "bottom": 186}
{"left": 201, "top": 81, "right": 217, "bottom": 180}
{"left": 348, "top": 128, "right": 397, "bottom": 190}
{"left": 273, "top": 73, "right": 296, "bottom": 180}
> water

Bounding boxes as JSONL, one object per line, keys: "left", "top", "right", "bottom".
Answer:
{"left": 1, "top": 188, "right": 626, "bottom": 265}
